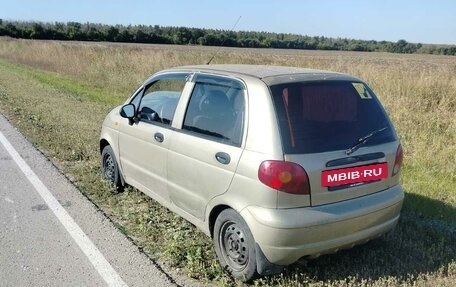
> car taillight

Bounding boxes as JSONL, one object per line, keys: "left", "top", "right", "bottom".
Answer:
{"left": 392, "top": 144, "right": 403, "bottom": 176}
{"left": 258, "top": 160, "right": 310, "bottom": 194}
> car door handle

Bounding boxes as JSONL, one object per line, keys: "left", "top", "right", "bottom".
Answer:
{"left": 215, "top": 152, "right": 231, "bottom": 165}
{"left": 154, "top": 132, "right": 164, "bottom": 143}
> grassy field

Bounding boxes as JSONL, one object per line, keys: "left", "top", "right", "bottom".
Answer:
{"left": 0, "top": 37, "right": 455, "bottom": 286}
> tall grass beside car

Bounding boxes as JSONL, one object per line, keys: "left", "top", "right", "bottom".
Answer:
{"left": 0, "top": 38, "right": 454, "bottom": 286}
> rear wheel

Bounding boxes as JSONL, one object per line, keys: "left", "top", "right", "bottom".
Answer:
{"left": 213, "top": 209, "right": 257, "bottom": 281}
{"left": 101, "top": 145, "right": 124, "bottom": 192}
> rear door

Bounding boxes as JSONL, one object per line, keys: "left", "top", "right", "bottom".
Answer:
{"left": 269, "top": 81, "right": 400, "bottom": 207}
{"left": 167, "top": 74, "right": 246, "bottom": 219}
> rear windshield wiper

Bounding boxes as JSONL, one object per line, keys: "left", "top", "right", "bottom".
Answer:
{"left": 346, "top": 126, "right": 388, "bottom": 155}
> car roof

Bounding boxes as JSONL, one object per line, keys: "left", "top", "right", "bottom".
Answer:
{"left": 164, "top": 64, "right": 361, "bottom": 85}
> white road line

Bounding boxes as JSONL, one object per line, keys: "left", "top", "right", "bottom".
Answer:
{"left": 0, "top": 131, "right": 128, "bottom": 287}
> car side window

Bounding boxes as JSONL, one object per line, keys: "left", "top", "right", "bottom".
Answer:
{"left": 138, "top": 76, "right": 187, "bottom": 126}
{"left": 183, "top": 76, "right": 245, "bottom": 146}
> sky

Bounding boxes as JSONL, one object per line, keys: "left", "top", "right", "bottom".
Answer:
{"left": 1, "top": 0, "right": 455, "bottom": 45}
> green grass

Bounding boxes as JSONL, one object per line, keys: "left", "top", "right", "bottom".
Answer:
{"left": 0, "top": 38, "right": 455, "bottom": 286}
{"left": 0, "top": 59, "right": 121, "bottom": 105}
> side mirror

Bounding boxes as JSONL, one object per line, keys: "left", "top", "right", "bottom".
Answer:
{"left": 120, "top": 104, "right": 135, "bottom": 119}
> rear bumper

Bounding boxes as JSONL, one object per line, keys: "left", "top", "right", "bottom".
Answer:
{"left": 241, "top": 185, "right": 404, "bottom": 265}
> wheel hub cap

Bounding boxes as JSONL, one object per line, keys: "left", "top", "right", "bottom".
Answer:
{"left": 104, "top": 155, "right": 115, "bottom": 181}
{"left": 221, "top": 222, "right": 248, "bottom": 270}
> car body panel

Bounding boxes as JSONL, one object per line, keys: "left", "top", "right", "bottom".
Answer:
{"left": 117, "top": 119, "right": 173, "bottom": 201}
{"left": 100, "top": 107, "right": 121, "bottom": 156}
{"left": 241, "top": 77, "right": 284, "bottom": 156}
{"left": 282, "top": 141, "right": 400, "bottom": 207}
{"left": 241, "top": 184, "right": 403, "bottom": 264}
{"left": 204, "top": 148, "right": 283, "bottom": 215}
{"left": 167, "top": 132, "right": 243, "bottom": 219}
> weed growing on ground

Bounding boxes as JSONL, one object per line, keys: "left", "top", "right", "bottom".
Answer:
{"left": 0, "top": 38, "right": 454, "bottom": 286}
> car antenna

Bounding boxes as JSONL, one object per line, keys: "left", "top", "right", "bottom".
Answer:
{"left": 206, "top": 16, "right": 242, "bottom": 65}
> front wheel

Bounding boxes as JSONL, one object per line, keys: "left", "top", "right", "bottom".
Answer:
{"left": 101, "top": 145, "right": 124, "bottom": 192}
{"left": 213, "top": 209, "right": 257, "bottom": 281}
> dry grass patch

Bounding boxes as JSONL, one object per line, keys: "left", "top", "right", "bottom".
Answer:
{"left": 0, "top": 38, "right": 455, "bottom": 286}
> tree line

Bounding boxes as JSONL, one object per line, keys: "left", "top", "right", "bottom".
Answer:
{"left": 1, "top": 20, "right": 455, "bottom": 56}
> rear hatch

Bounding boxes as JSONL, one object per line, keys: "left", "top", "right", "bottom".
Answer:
{"left": 269, "top": 80, "right": 400, "bottom": 207}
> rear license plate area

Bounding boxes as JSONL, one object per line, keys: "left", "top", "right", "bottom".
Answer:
{"left": 322, "top": 162, "right": 388, "bottom": 188}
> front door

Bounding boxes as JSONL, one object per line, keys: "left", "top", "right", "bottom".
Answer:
{"left": 118, "top": 73, "right": 189, "bottom": 201}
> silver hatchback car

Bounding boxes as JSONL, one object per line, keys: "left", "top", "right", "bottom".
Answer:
{"left": 100, "top": 65, "right": 404, "bottom": 281}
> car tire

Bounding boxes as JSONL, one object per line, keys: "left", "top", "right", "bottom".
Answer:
{"left": 101, "top": 145, "right": 124, "bottom": 192}
{"left": 213, "top": 209, "right": 257, "bottom": 282}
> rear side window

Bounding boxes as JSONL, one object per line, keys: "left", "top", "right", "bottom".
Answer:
{"left": 270, "top": 81, "right": 396, "bottom": 154}
{"left": 183, "top": 75, "right": 245, "bottom": 146}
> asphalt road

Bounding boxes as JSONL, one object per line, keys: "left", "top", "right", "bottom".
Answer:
{"left": 0, "top": 114, "right": 184, "bottom": 287}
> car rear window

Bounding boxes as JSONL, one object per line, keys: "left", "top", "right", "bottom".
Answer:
{"left": 270, "top": 81, "right": 396, "bottom": 154}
